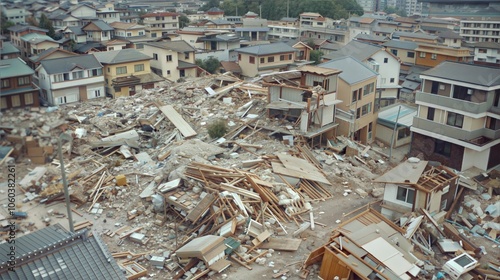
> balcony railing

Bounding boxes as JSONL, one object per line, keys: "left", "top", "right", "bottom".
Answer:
{"left": 412, "top": 117, "right": 500, "bottom": 145}
{"left": 415, "top": 91, "right": 491, "bottom": 115}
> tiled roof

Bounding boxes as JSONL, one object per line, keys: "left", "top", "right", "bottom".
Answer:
{"left": 383, "top": 40, "right": 418, "bottom": 50}
{"left": 144, "top": 40, "right": 196, "bottom": 52}
{"left": 318, "top": 56, "right": 378, "bottom": 85}
{"left": 39, "top": 54, "right": 102, "bottom": 74}
{"left": 0, "top": 58, "right": 35, "bottom": 79}
{"left": 322, "top": 40, "right": 383, "bottom": 61}
{"left": 421, "top": 61, "right": 500, "bottom": 87}
{"left": 235, "top": 42, "right": 296, "bottom": 55}
{"left": 93, "top": 48, "right": 151, "bottom": 64}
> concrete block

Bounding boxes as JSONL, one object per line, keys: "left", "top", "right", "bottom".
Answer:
{"left": 150, "top": 256, "right": 165, "bottom": 267}
{"left": 355, "top": 188, "right": 368, "bottom": 198}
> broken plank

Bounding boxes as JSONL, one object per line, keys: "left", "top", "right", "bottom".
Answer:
{"left": 259, "top": 237, "right": 302, "bottom": 251}
{"left": 231, "top": 255, "right": 253, "bottom": 270}
{"left": 157, "top": 105, "right": 197, "bottom": 138}
{"left": 272, "top": 269, "right": 290, "bottom": 279}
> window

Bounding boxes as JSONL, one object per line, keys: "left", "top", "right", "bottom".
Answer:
{"left": 249, "top": 56, "right": 255, "bottom": 64}
{"left": 138, "top": 31, "right": 144, "bottom": 36}
{"left": 1, "top": 79, "right": 10, "bottom": 88}
{"left": 11, "top": 95, "right": 20, "bottom": 107}
{"left": 383, "top": 57, "right": 388, "bottom": 63}
{"left": 391, "top": 49, "right": 398, "bottom": 56}
{"left": 396, "top": 186, "right": 415, "bottom": 204}
{"left": 94, "top": 89, "right": 101, "bottom": 97}
{"left": 153, "top": 53, "right": 158, "bottom": 60}
{"left": 54, "top": 74, "right": 64, "bottom": 82}
{"left": 167, "top": 70, "right": 171, "bottom": 75}
{"left": 431, "top": 53, "right": 437, "bottom": 60}
{"left": 390, "top": 78, "right": 395, "bottom": 83}
{"left": 280, "top": 55, "right": 285, "bottom": 61}
{"left": 356, "top": 108, "right": 361, "bottom": 119}
{"left": 238, "top": 54, "right": 241, "bottom": 61}
{"left": 127, "top": 32, "right": 132, "bottom": 37}
{"left": 152, "top": 33, "right": 157, "bottom": 38}
{"left": 289, "top": 54, "right": 293, "bottom": 60}
{"left": 18, "top": 76, "right": 30, "bottom": 86}
{"left": 268, "top": 56, "right": 275, "bottom": 63}
{"left": 441, "top": 199, "right": 448, "bottom": 211}
{"left": 407, "top": 51, "right": 415, "bottom": 58}
{"left": 0, "top": 97, "right": 6, "bottom": 109}
{"left": 260, "top": 57, "right": 265, "bottom": 63}
{"left": 72, "top": 71, "right": 84, "bottom": 79}
{"left": 435, "top": 139, "right": 451, "bottom": 157}
{"left": 184, "top": 52, "right": 190, "bottom": 59}
{"left": 427, "top": 107, "right": 435, "bottom": 120}
{"left": 361, "top": 102, "right": 372, "bottom": 116}
{"left": 381, "top": 78, "right": 386, "bottom": 85}
{"left": 166, "top": 55, "right": 173, "bottom": 62}
{"left": 24, "top": 93, "right": 33, "bottom": 105}
{"left": 397, "top": 127, "right": 410, "bottom": 140}
{"left": 478, "top": 48, "right": 487, "bottom": 54}
{"left": 352, "top": 90, "right": 358, "bottom": 102}
{"left": 447, "top": 112, "right": 464, "bottom": 128}
{"left": 363, "top": 82, "right": 374, "bottom": 95}
{"left": 134, "top": 64, "right": 144, "bottom": 72}
{"left": 116, "top": 66, "right": 127, "bottom": 75}
{"left": 419, "top": 52, "right": 426, "bottom": 58}
{"left": 91, "top": 69, "right": 102, "bottom": 76}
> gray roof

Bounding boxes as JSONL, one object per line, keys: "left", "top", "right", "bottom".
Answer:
{"left": 322, "top": 40, "right": 383, "bottom": 61}
{"left": 93, "top": 48, "right": 151, "bottom": 64}
{"left": 7, "top": 25, "right": 48, "bottom": 33}
{"left": 383, "top": 40, "right": 418, "bottom": 50}
{"left": 67, "top": 26, "right": 85, "bottom": 35}
{"left": 84, "top": 20, "right": 114, "bottom": 31}
{"left": 355, "top": 33, "right": 389, "bottom": 42}
{"left": 0, "top": 58, "right": 35, "bottom": 79}
{"left": 436, "top": 29, "right": 462, "bottom": 39}
{"left": 208, "top": 19, "right": 233, "bottom": 25}
{"left": 318, "top": 56, "right": 378, "bottom": 85}
{"left": 422, "top": 61, "right": 500, "bottom": 87}
{"left": 468, "top": 41, "right": 500, "bottom": 50}
{"left": 235, "top": 42, "right": 296, "bottom": 55}
{"left": 199, "top": 34, "right": 240, "bottom": 42}
{"left": 280, "top": 17, "right": 298, "bottom": 22}
{"left": 0, "top": 224, "right": 125, "bottom": 279}
{"left": 39, "top": 54, "right": 102, "bottom": 74}
{"left": 392, "top": 31, "right": 438, "bottom": 40}
{"left": 0, "top": 41, "right": 20, "bottom": 55}
{"left": 144, "top": 40, "right": 195, "bottom": 52}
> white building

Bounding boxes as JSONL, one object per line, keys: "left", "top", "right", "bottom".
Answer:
{"left": 460, "top": 17, "right": 500, "bottom": 43}
{"left": 1, "top": 5, "right": 31, "bottom": 24}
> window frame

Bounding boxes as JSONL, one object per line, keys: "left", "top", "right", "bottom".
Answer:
{"left": 17, "top": 76, "right": 30, "bottom": 86}
{"left": 116, "top": 66, "right": 127, "bottom": 75}
{"left": 396, "top": 186, "right": 415, "bottom": 204}
{"left": 134, "top": 64, "right": 145, "bottom": 72}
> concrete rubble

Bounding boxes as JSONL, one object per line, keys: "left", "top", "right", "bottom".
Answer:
{"left": 1, "top": 73, "right": 498, "bottom": 280}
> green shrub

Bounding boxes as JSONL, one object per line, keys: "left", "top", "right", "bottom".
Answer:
{"left": 207, "top": 120, "right": 227, "bottom": 139}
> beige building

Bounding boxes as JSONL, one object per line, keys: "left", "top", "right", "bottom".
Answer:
{"left": 235, "top": 42, "right": 296, "bottom": 77}
{"left": 93, "top": 49, "right": 165, "bottom": 98}
{"left": 141, "top": 12, "right": 180, "bottom": 38}
{"left": 319, "top": 56, "right": 378, "bottom": 144}
{"left": 143, "top": 40, "right": 197, "bottom": 81}
{"left": 383, "top": 40, "right": 418, "bottom": 65}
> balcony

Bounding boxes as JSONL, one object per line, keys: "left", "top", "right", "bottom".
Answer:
{"left": 52, "top": 76, "right": 104, "bottom": 90}
{"left": 412, "top": 117, "right": 500, "bottom": 146}
{"left": 415, "top": 91, "right": 491, "bottom": 115}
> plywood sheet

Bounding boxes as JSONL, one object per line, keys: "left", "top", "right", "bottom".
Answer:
{"left": 374, "top": 160, "right": 427, "bottom": 184}
{"left": 259, "top": 237, "right": 302, "bottom": 251}
{"left": 186, "top": 193, "right": 216, "bottom": 223}
{"left": 272, "top": 162, "right": 330, "bottom": 185}
{"left": 158, "top": 105, "right": 197, "bottom": 138}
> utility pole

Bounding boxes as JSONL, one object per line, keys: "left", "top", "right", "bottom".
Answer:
{"left": 389, "top": 105, "right": 402, "bottom": 159}
{"left": 259, "top": 4, "right": 262, "bottom": 18}
{"left": 287, "top": 0, "right": 289, "bottom": 18}
{"left": 58, "top": 133, "right": 75, "bottom": 232}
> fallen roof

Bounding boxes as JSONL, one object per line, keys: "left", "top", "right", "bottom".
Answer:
{"left": 374, "top": 159, "right": 428, "bottom": 184}
{"left": 0, "top": 224, "right": 125, "bottom": 279}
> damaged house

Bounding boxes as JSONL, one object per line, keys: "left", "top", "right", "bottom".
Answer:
{"left": 303, "top": 208, "right": 422, "bottom": 280}
{"left": 374, "top": 159, "right": 459, "bottom": 220}
{"left": 263, "top": 65, "right": 342, "bottom": 147}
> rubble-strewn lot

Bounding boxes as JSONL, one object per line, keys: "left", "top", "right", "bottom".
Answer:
{"left": 1, "top": 74, "right": 498, "bottom": 279}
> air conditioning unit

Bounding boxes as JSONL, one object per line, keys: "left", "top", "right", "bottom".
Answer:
{"left": 443, "top": 253, "right": 478, "bottom": 280}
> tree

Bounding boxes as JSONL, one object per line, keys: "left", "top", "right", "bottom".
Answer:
{"left": 26, "top": 16, "right": 39, "bottom": 27}
{"left": 306, "top": 38, "right": 316, "bottom": 49}
{"left": 1, "top": 11, "right": 15, "bottom": 34}
{"left": 179, "top": 15, "right": 190, "bottom": 28}
{"left": 200, "top": 0, "right": 220, "bottom": 11}
{"left": 196, "top": 56, "right": 221, "bottom": 74}
{"left": 39, "top": 14, "right": 56, "bottom": 39}
{"left": 384, "top": 6, "right": 407, "bottom": 17}
{"left": 310, "top": 50, "right": 324, "bottom": 65}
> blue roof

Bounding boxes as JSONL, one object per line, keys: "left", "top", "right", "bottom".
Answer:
{"left": 0, "top": 58, "right": 35, "bottom": 79}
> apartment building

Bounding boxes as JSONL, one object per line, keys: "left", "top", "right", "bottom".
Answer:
{"left": 1, "top": 5, "right": 30, "bottom": 24}
{"left": 469, "top": 42, "right": 500, "bottom": 65}
{"left": 415, "top": 44, "right": 473, "bottom": 67}
{"left": 299, "top": 13, "right": 348, "bottom": 45}
{"left": 410, "top": 62, "right": 500, "bottom": 171}
{"left": 460, "top": 17, "right": 500, "bottom": 43}
{"left": 267, "top": 18, "right": 300, "bottom": 40}
{"left": 141, "top": 12, "right": 180, "bottom": 38}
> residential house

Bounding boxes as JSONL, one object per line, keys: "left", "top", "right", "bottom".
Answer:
{"left": 110, "top": 22, "right": 146, "bottom": 39}
{"left": 28, "top": 47, "right": 78, "bottom": 69}
{"left": 376, "top": 104, "right": 417, "bottom": 148}
{"left": 67, "top": 4, "right": 97, "bottom": 20}
{"left": 394, "top": 17, "right": 420, "bottom": 31}
{"left": 196, "top": 33, "right": 241, "bottom": 61}
{"left": 235, "top": 42, "right": 296, "bottom": 77}
{"left": 141, "top": 12, "right": 180, "bottom": 38}
{"left": 263, "top": 65, "right": 342, "bottom": 147}
{"left": 0, "top": 58, "right": 40, "bottom": 110}
{"left": 1, "top": 5, "right": 30, "bottom": 24}
{"left": 460, "top": 17, "right": 500, "bottom": 43}
{"left": 104, "top": 39, "right": 129, "bottom": 51}
{"left": 468, "top": 42, "right": 500, "bottom": 66}
{"left": 115, "top": 7, "right": 140, "bottom": 23}
{"left": 96, "top": 3, "right": 121, "bottom": 23}
{"left": 383, "top": 40, "right": 418, "bottom": 65}
{"left": 354, "top": 33, "right": 389, "bottom": 45}
{"left": 8, "top": 25, "right": 48, "bottom": 55}
{"left": 318, "top": 41, "right": 342, "bottom": 55}
{"left": 392, "top": 31, "right": 439, "bottom": 44}
{"left": 415, "top": 43, "right": 473, "bottom": 68}
{"left": 20, "top": 33, "right": 60, "bottom": 61}
{"left": 82, "top": 20, "right": 114, "bottom": 43}
{"left": 283, "top": 40, "right": 312, "bottom": 61}
{"left": 144, "top": 40, "right": 197, "bottom": 81}
{"left": 319, "top": 56, "right": 378, "bottom": 144}
{"left": 399, "top": 65, "right": 429, "bottom": 102}
{"left": 267, "top": 18, "right": 300, "bottom": 40}
{"left": 206, "top": 7, "right": 224, "bottom": 20}
{"left": 176, "top": 28, "right": 211, "bottom": 49}
{"left": 419, "top": 17, "right": 459, "bottom": 31}
{"left": 0, "top": 39, "right": 21, "bottom": 60}
{"left": 299, "top": 13, "right": 348, "bottom": 44}
{"left": 235, "top": 27, "right": 269, "bottom": 41}
{"left": 323, "top": 40, "right": 401, "bottom": 109}
{"left": 304, "top": 208, "right": 422, "bottom": 280}
{"left": 410, "top": 62, "right": 500, "bottom": 171}
{"left": 436, "top": 29, "right": 463, "bottom": 47}
{"left": 93, "top": 49, "right": 165, "bottom": 98}
{"left": 375, "top": 159, "right": 458, "bottom": 219}
{"left": 62, "top": 26, "right": 87, "bottom": 44}
{"left": 201, "top": 19, "right": 234, "bottom": 30}
{"left": 348, "top": 17, "right": 377, "bottom": 39}
{"left": 0, "top": 224, "right": 125, "bottom": 279}
{"left": 49, "top": 13, "right": 81, "bottom": 29}
{"left": 36, "top": 54, "right": 105, "bottom": 105}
